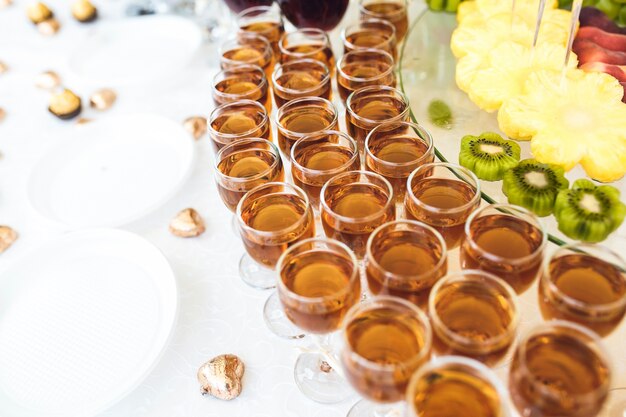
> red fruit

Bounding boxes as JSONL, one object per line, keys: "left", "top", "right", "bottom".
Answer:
{"left": 573, "top": 39, "right": 626, "bottom": 65}
{"left": 577, "top": 27, "right": 626, "bottom": 53}
{"left": 579, "top": 7, "right": 626, "bottom": 35}
{"left": 580, "top": 62, "right": 626, "bottom": 82}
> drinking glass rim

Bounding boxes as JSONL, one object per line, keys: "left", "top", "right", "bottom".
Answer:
{"left": 271, "top": 58, "right": 331, "bottom": 97}
{"left": 320, "top": 170, "right": 394, "bottom": 224}
{"left": 514, "top": 320, "right": 612, "bottom": 403}
{"left": 358, "top": 0, "right": 408, "bottom": 19}
{"left": 342, "top": 295, "right": 432, "bottom": 372}
{"left": 278, "top": 28, "right": 330, "bottom": 57}
{"left": 341, "top": 18, "right": 397, "bottom": 52}
{"left": 406, "top": 356, "right": 511, "bottom": 417}
{"left": 274, "top": 96, "right": 338, "bottom": 138}
{"left": 541, "top": 242, "right": 626, "bottom": 315}
{"left": 211, "top": 64, "right": 268, "bottom": 100}
{"left": 365, "top": 121, "right": 434, "bottom": 170}
{"left": 236, "top": 4, "right": 283, "bottom": 26}
{"left": 365, "top": 219, "right": 448, "bottom": 283}
{"left": 337, "top": 48, "right": 395, "bottom": 84}
{"left": 406, "top": 162, "right": 481, "bottom": 215}
{"left": 464, "top": 203, "right": 547, "bottom": 266}
{"left": 235, "top": 181, "right": 312, "bottom": 237}
{"left": 276, "top": 237, "right": 360, "bottom": 305}
{"left": 219, "top": 33, "right": 273, "bottom": 67}
{"left": 208, "top": 99, "right": 269, "bottom": 139}
{"left": 213, "top": 138, "right": 282, "bottom": 184}
{"left": 290, "top": 130, "right": 359, "bottom": 177}
{"left": 428, "top": 270, "right": 520, "bottom": 353}
{"left": 345, "top": 85, "right": 410, "bottom": 126}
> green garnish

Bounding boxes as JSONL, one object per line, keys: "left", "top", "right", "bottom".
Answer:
{"left": 428, "top": 99, "right": 453, "bottom": 128}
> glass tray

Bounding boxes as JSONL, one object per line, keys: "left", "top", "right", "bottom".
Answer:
{"left": 397, "top": 7, "right": 626, "bottom": 412}
{"left": 398, "top": 7, "right": 626, "bottom": 251}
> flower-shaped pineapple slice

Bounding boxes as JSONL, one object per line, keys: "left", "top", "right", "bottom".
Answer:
{"left": 468, "top": 41, "right": 577, "bottom": 112}
{"left": 498, "top": 69, "right": 626, "bottom": 182}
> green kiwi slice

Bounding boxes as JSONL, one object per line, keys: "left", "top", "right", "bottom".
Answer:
{"left": 459, "top": 132, "right": 521, "bottom": 181}
{"left": 502, "top": 159, "right": 569, "bottom": 217}
{"left": 554, "top": 179, "right": 626, "bottom": 243}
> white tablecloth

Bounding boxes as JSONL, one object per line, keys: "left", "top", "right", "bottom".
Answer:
{"left": 1, "top": 1, "right": 626, "bottom": 417}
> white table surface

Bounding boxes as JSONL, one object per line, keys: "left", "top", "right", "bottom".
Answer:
{"left": 1, "top": 1, "right": 626, "bottom": 417}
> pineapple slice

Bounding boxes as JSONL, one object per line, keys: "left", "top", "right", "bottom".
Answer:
{"left": 456, "top": 53, "right": 488, "bottom": 92}
{"left": 457, "top": 1, "right": 477, "bottom": 23}
{"left": 468, "top": 41, "right": 577, "bottom": 112}
{"left": 451, "top": 10, "right": 569, "bottom": 59}
{"left": 498, "top": 69, "right": 626, "bottom": 182}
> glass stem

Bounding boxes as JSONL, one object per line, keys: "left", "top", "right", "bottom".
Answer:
{"left": 310, "top": 334, "right": 346, "bottom": 379}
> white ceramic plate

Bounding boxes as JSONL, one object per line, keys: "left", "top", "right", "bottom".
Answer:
{"left": 68, "top": 15, "right": 203, "bottom": 86}
{"left": 28, "top": 113, "right": 195, "bottom": 228}
{"left": 0, "top": 229, "right": 178, "bottom": 417}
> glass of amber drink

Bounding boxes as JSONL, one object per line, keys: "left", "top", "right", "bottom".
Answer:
{"left": 509, "top": 321, "right": 612, "bottom": 417}
{"left": 365, "top": 220, "right": 447, "bottom": 308}
{"left": 236, "top": 4, "right": 285, "bottom": 55}
{"left": 405, "top": 162, "right": 480, "bottom": 250}
{"left": 275, "top": 97, "right": 338, "bottom": 157}
{"left": 341, "top": 18, "right": 397, "bottom": 60}
{"left": 219, "top": 32, "right": 275, "bottom": 79}
{"left": 346, "top": 85, "right": 410, "bottom": 155}
{"left": 365, "top": 121, "right": 434, "bottom": 208}
{"left": 460, "top": 204, "right": 546, "bottom": 294}
{"left": 539, "top": 243, "right": 626, "bottom": 337}
{"left": 428, "top": 270, "right": 519, "bottom": 366}
{"left": 208, "top": 100, "right": 270, "bottom": 153}
{"left": 358, "top": 0, "right": 408, "bottom": 42}
{"left": 271, "top": 237, "right": 361, "bottom": 403}
{"left": 407, "top": 356, "right": 511, "bottom": 417}
{"left": 278, "top": 28, "right": 335, "bottom": 71}
{"left": 214, "top": 138, "right": 284, "bottom": 213}
{"left": 235, "top": 182, "right": 315, "bottom": 289}
{"left": 211, "top": 64, "right": 270, "bottom": 112}
{"left": 320, "top": 171, "right": 395, "bottom": 259}
{"left": 341, "top": 296, "right": 432, "bottom": 416}
{"left": 291, "top": 130, "right": 360, "bottom": 209}
{"left": 271, "top": 59, "right": 331, "bottom": 107}
{"left": 337, "top": 49, "right": 396, "bottom": 102}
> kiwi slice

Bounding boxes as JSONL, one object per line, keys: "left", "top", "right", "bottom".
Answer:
{"left": 459, "top": 132, "right": 521, "bottom": 181}
{"left": 554, "top": 179, "right": 626, "bottom": 243}
{"left": 502, "top": 159, "right": 569, "bottom": 217}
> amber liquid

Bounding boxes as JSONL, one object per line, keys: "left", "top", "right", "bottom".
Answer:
{"left": 216, "top": 148, "right": 284, "bottom": 212}
{"left": 277, "top": 106, "right": 336, "bottom": 156}
{"left": 344, "top": 30, "right": 397, "bottom": 59}
{"left": 342, "top": 307, "right": 431, "bottom": 402}
{"left": 338, "top": 59, "right": 395, "bottom": 102}
{"left": 366, "top": 137, "right": 431, "bottom": 201}
{"left": 405, "top": 178, "right": 478, "bottom": 249}
{"left": 239, "top": 193, "right": 315, "bottom": 268}
{"left": 240, "top": 21, "right": 285, "bottom": 54}
{"left": 273, "top": 68, "right": 331, "bottom": 107}
{"left": 279, "top": 251, "right": 361, "bottom": 334}
{"left": 410, "top": 368, "right": 503, "bottom": 417}
{"left": 209, "top": 106, "right": 270, "bottom": 152}
{"left": 366, "top": 230, "right": 446, "bottom": 308}
{"left": 321, "top": 183, "right": 394, "bottom": 258}
{"left": 361, "top": 2, "right": 408, "bottom": 41}
{"left": 221, "top": 46, "right": 274, "bottom": 78}
{"left": 431, "top": 281, "right": 516, "bottom": 366}
{"left": 539, "top": 254, "right": 626, "bottom": 337}
{"left": 346, "top": 94, "right": 407, "bottom": 152}
{"left": 292, "top": 144, "right": 359, "bottom": 207}
{"left": 277, "top": 0, "right": 349, "bottom": 31}
{"left": 280, "top": 43, "right": 335, "bottom": 72}
{"left": 509, "top": 331, "right": 610, "bottom": 417}
{"left": 460, "top": 214, "right": 544, "bottom": 294}
{"left": 213, "top": 74, "right": 270, "bottom": 112}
